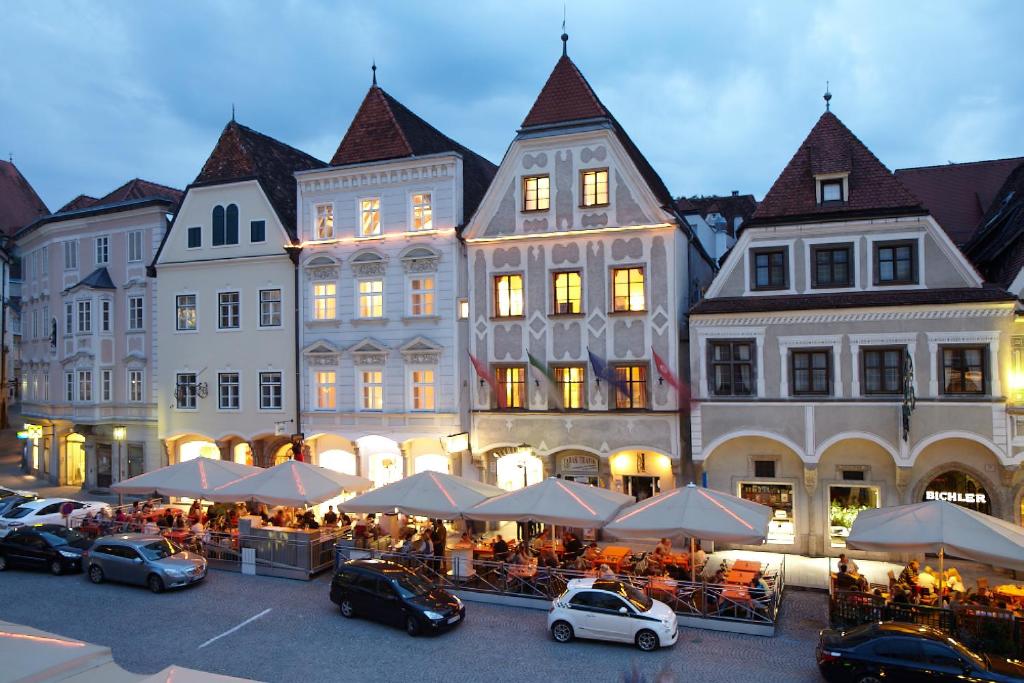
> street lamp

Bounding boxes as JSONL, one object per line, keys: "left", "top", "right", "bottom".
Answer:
{"left": 516, "top": 442, "right": 532, "bottom": 489}
{"left": 112, "top": 426, "right": 127, "bottom": 505}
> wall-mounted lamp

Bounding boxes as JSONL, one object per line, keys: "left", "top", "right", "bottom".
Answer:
{"left": 112, "top": 426, "right": 127, "bottom": 441}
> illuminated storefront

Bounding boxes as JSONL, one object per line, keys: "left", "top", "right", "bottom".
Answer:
{"left": 921, "top": 470, "right": 991, "bottom": 515}
{"left": 610, "top": 451, "right": 673, "bottom": 502}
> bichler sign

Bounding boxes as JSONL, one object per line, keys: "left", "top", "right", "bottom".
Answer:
{"left": 925, "top": 490, "right": 987, "bottom": 504}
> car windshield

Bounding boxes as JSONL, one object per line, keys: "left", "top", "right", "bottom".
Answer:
{"left": 39, "top": 528, "right": 86, "bottom": 547}
{"left": 391, "top": 572, "right": 434, "bottom": 599}
{"left": 619, "top": 583, "right": 654, "bottom": 612}
{"left": 5, "top": 506, "right": 33, "bottom": 519}
{"left": 138, "top": 540, "right": 180, "bottom": 561}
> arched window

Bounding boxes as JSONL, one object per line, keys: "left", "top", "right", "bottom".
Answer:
{"left": 212, "top": 205, "right": 226, "bottom": 245}
{"left": 226, "top": 204, "right": 239, "bottom": 244}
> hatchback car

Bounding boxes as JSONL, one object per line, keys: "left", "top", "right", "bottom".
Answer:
{"left": 83, "top": 534, "right": 207, "bottom": 593}
{"left": 817, "top": 622, "right": 1024, "bottom": 682}
{"left": 0, "top": 524, "right": 91, "bottom": 575}
{"left": 548, "top": 578, "right": 678, "bottom": 652}
{"left": 0, "top": 498, "right": 109, "bottom": 537}
{"left": 330, "top": 559, "right": 464, "bottom": 636}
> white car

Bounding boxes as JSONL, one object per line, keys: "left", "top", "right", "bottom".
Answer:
{"left": 547, "top": 578, "right": 678, "bottom": 652}
{"left": 0, "top": 498, "right": 110, "bottom": 537}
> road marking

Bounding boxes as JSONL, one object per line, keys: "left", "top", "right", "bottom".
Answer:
{"left": 198, "top": 608, "right": 272, "bottom": 649}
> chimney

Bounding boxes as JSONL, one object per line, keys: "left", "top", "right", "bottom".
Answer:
{"left": 731, "top": 190, "right": 739, "bottom": 197}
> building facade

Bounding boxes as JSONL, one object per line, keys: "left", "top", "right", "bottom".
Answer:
{"left": 689, "top": 109, "right": 1023, "bottom": 557}
{"left": 16, "top": 180, "right": 181, "bottom": 487}
{"left": 463, "top": 42, "right": 716, "bottom": 498}
{"left": 295, "top": 83, "right": 496, "bottom": 488}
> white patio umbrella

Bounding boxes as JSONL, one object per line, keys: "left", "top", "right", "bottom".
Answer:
{"left": 466, "top": 477, "right": 633, "bottom": 528}
{"left": 847, "top": 499, "right": 1024, "bottom": 585}
{"left": 341, "top": 470, "right": 505, "bottom": 518}
{"left": 110, "top": 457, "right": 260, "bottom": 499}
{"left": 207, "top": 459, "right": 372, "bottom": 507}
{"left": 604, "top": 483, "right": 772, "bottom": 581}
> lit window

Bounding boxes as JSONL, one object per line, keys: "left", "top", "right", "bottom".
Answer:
{"left": 411, "top": 370, "right": 435, "bottom": 411}
{"left": 614, "top": 365, "right": 647, "bottom": 409}
{"left": 523, "top": 176, "right": 550, "bottom": 212}
{"left": 358, "top": 280, "right": 384, "bottom": 318}
{"left": 77, "top": 370, "right": 92, "bottom": 402}
{"left": 612, "top": 267, "right": 645, "bottom": 312}
{"left": 361, "top": 370, "right": 383, "bottom": 411}
{"left": 942, "top": 346, "right": 986, "bottom": 395}
{"left": 312, "top": 283, "right": 336, "bottom": 320}
{"left": 176, "top": 294, "right": 196, "bottom": 331}
{"left": 260, "top": 372, "right": 283, "bottom": 410}
{"left": 218, "top": 372, "right": 240, "bottom": 410}
{"left": 316, "top": 371, "right": 336, "bottom": 410}
{"left": 95, "top": 236, "right": 108, "bottom": 265}
{"left": 128, "top": 296, "right": 144, "bottom": 330}
{"left": 260, "top": 289, "right": 281, "bottom": 327}
{"left": 360, "top": 198, "right": 381, "bottom": 237}
{"left": 128, "top": 230, "right": 143, "bottom": 262}
{"left": 128, "top": 370, "right": 143, "bottom": 402}
{"left": 555, "top": 366, "right": 585, "bottom": 409}
{"left": 494, "top": 274, "right": 524, "bottom": 317}
{"left": 176, "top": 373, "right": 197, "bottom": 409}
{"left": 218, "top": 291, "right": 240, "bottom": 329}
{"left": 581, "top": 169, "right": 609, "bottom": 207}
{"left": 315, "top": 204, "right": 334, "bottom": 240}
{"left": 552, "top": 271, "right": 582, "bottom": 314}
{"left": 496, "top": 366, "right": 526, "bottom": 409}
{"left": 411, "top": 193, "right": 432, "bottom": 231}
{"left": 821, "top": 180, "right": 843, "bottom": 203}
{"left": 77, "top": 300, "right": 92, "bottom": 333}
{"left": 409, "top": 277, "right": 435, "bottom": 316}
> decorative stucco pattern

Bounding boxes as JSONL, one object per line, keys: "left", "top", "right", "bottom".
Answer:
{"left": 484, "top": 181, "right": 517, "bottom": 237}
{"left": 555, "top": 150, "right": 574, "bottom": 231}
{"left": 614, "top": 170, "right": 651, "bottom": 225}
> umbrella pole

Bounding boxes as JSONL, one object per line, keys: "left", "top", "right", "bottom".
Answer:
{"left": 939, "top": 546, "right": 945, "bottom": 596}
{"left": 690, "top": 537, "right": 695, "bottom": 584}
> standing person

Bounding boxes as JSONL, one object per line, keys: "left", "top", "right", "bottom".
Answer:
{"left": 323, "top": 506, "right": 338, "bottom": 527}
{"left": 898, "top": 560, "right": 920, "bottom": 590}
{"left": 492, "top": 534, "right": 510, "bottom": 563}
{"left": 431, "top": 520, "right": 447, "bottom": 573}
{"left": 837, "top": 553, "right": 859, "bottom": 576}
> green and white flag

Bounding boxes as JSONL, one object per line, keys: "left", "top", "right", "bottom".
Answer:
{"left": 527, "top": 352, "right": 564, "bottom": 411}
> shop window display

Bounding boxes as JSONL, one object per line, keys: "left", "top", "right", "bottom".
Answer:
{"left": 829, "top": 485, "right": 880, "bottom": 547}
{"left": 740, "top": 483, "right": 794, "bottom": 544}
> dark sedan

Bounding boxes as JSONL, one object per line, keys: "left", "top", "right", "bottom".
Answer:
{"left": 818, "top": 622, "right": 1024, "bottom": 683}
{"left": 0, "top": 524, "right": 91, "bottom": 575}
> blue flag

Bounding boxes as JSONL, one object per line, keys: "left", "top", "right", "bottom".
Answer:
{"left": 587, "top": 348, "right": 628, "bottom": 396}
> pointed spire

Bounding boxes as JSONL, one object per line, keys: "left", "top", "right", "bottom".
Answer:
{"left": 561, "top": 5, "right": 568, "bottom": 56}
{"left": 371, "top": 60, "right": 377, "bottom": 86}
{"left": 823, "top": 81, "right": 832, "bottom": 112}
{"left": 231, "top": 103, "right": 236, "bottom": 122}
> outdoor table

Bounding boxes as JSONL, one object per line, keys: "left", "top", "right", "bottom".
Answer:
{"left": 660, "top": 553, "right": 690, "bottom": 568}
{"left": 508, "top": 563, "right": 538, "bottom": 578}
{"left": 732, "top": 560, "right": 761, "bottom": 573}
{"left": 996, "top": 585, "right": 1024, "bottom": 604}
{"left": 594, "top": 546, "right": 632, "bottom": 572}
{"left": 472, "top": 545, "right": 494, "bottom": 559}
{"left": 448, "top": 546, "right": 476, "bottom": 580}
{"left": 78, "top": 523, "right": 102, "bottom": 537}
{"left": 720, "top": 585, "right": 752, "bottom": 606}
{"left": 164, "top": 530, "right": 190, "bottom": 544}
{"left": 646, "top": 577, "right": 678, "bottom": 599}
{"left": 725, "top": 569, "right": 756, "bottom": 585}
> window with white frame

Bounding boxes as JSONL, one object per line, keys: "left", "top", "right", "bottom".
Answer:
{"left": 63, "top": 240, "right": 78, "bottom": 270}
{"left": 316, "top": 371, "right": 336, "bottom": 410}
{"left": 218, "top": 292, "right": 240, "bottom": 329}
{"left": 175, "top": 373, "right": 197, "bottom": 409}
{"left": 64, "top": 372, "right": 73, "bottom": 402}
{"left": 360, "top": 370, "right": 383, "bottom": 410}
{"left": 128, "top": 369, "right": 143, "bottom": 402}
{"left": 77, "top": 301, "right": 91, "bottom": 333}
{"left": 411, "top": 193, "right": 432, "bottom": 231}
{"left": 77, "top": 370, "right": 92, "bottom": 402}
{"left": 128, "top": 230, "right": 143, "bottom": 262}
{"left": 411, "top": 369, "right": 435, "bottom": 411}
{"left": 218, "top": 372, "right": 240, "bottom": 410}
{"left": 260, "top": 372, "right": 283, "bottom": 410}
{"left": 408, "top": 277, "right": 434, "bottom": 316}
{"left": 64, "top": 303, "right": 73, "bottom": 337}
{"left": 95, "top": 236, "right": 109, "bottom": 265}
{"left": 358, "top": 280, "right": 384, "bottom": 318}
{"left": 176, "top": 294, "right": 196, "bottom": 331}
{"left": 100, "top": 300, "right": 111, "bottom": 333}
{"left": 360, "top": 198, "right": 381, "bottom": 237}
{"left": 312, "top": 283, "right": 336, "bottom": 320}
{"left": 315, "top": 204, "right": 334, "bottom": 240}
{"left": 259, "top": 289, "right": 281, "bottom": 327}
{"left": 40, "top": 245, "right": 47, "bottom": 275}
{"left": 128, "top": 296, "right": 144, "bottom": 330}
{"left": 100, "top": 369, "right": 112, "bottom": 402}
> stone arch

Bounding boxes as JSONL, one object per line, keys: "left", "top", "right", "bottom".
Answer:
{"left": 700, "top": 430, "right": 809, "bottom": 463}
{"left": 816, "top": 431, "right": 899, "bottom": 464}
{"left": 909, "top": 431, "right": 1005, "bottom": 466}
{"left": 911, "top": 460, "right": 1003, "bottom": 518}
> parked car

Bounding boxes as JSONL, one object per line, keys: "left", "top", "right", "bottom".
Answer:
{"left": 0, "top": 524, "right": 92, "bottom": 575}
{"left": 0, "top": 498, "right": 109, "bottom": 537}
{"left": 330, "top": 559, "right": 464, "bottom": 636}
{"left": 817, "top": 621, "right": 1024, "bottom": 682}
{"left": 547, "top": 578, "right": 678, "bottom": 652}
{"left": 0, "top": 493, "right": 37, "bottom": 517}
{"left": 83, "top": 534, "right": 206, "bottom": 593}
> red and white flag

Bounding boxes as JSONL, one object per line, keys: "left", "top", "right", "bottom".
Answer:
{"left": 469, "top": 351, "right": 507, "bottom": 409}
{"left": 652, "top": 347, "right": 695, "bottom": 409}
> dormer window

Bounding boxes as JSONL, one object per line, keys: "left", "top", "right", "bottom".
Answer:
{"left": 522, "top": 175, "right": 550, "bottom": 212}
{"left": 581, "top": 169, "right": 609, "bottom": 207}
{"left": 821, "top": 180, "right": 843, "bottom": 203}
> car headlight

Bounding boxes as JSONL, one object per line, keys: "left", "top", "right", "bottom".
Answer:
{"left": 58, "top": 550, "right": 79, "bottom": 559}
{"left": 453, "top": 596, "right": 462, "bottom": 607}
{"left": 422, "top": 610, "right": 445, "bottom": 621}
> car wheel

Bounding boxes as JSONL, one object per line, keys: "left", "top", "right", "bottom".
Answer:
{"left": 855, "top": 675, "right": 882, "bottom": 683}
{"left": 339, "top": 599, "right": 355, "bottom": 618}
{"left": 147, "top": 574, "right": 164, "bottom": 594}
{"left": 405, "top": 616, "right": 421, "bottom": 637}
{"left": 88, "top": 565, "right": 104, "bottom": 584}
{"left": 551, "top": 621, "right": 574, "bottom": 643}
{"left": 636, "top": 629, "right": 659, "bottom": 652}
{"left": 50, "top": 560, "right": 63, "bottom": 576}
{"left": 0, "top": 555, "right": 7, "bottom": 571}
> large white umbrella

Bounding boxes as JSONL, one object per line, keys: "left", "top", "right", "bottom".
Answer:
{"left": 207, "top": 460, "right": 372, "bottom": 507}
{"left": 111, "top": 458, "right": 260, "bottom": 499}
{"left": 466, "top": 477, "right": 633, "bottom": 528}
{"left": 341, "top": 470, "right": 505, "bottom": 518}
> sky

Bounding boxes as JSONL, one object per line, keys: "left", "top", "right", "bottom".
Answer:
{"left": 2, "top": 1, "right": 1023, "bottom": 212}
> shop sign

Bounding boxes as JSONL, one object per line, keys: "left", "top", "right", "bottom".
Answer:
{"left": 560, "top": 454, "right": 598, "bottom": 474}
{"left": 925, "top": 490, "right": 987, "bottom": 504}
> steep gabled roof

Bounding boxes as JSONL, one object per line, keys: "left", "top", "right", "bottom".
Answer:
{"left": 521, "top": 55, "right": 609, "bottom": 128}
{"left": 58, "top": 195, "right": 99, "bottom": 213}
{"left": 0, "top": 160, "right": 49, "bottom": 236}
{"left": 195, "top": 120, "right": 326, "bottom": 241}
{"left": 962, "top": 160, "right": 1024, "bottom": 290}
{"left": 330, "top": 85, "right": 497, "bottom": 223}
{"left": 94, "top": 178, "right": 183, "bottom": 206}
{"left": 750, "top": 112, "right": 924, "bottom": 226}
{"left": 896, "top": 157, "right": 1024, "bottom": 245}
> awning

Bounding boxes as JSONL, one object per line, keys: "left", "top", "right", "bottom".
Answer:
{"left": 341, "top": 471, "right": 504, "bottom": 518}
{"left": 466, "top": 477, "right": 633, "bottom": 528}
{"left": 111, "top": 458, "right": 259, "bottom": 499}
{"left": 206, "top": 460, "right": 372, "bottom": 507}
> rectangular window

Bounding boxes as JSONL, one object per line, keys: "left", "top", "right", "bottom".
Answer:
{"left": 522, "top": 175, "right": 550, "bottom": 212}
{"left": 709, "top": 341, "right": 754, "bottom": 396}
{"left": 187, "top": 226, "right": 202, "bottom": 249}
{"left": 360, "top": 370, "right": 383, "bottom": 411}
{"left": 259, "top": 289, "right": 281, "bottom": 327}
{"left": 612, "top": 267, "right": 645, "bottom": 312}
{"left": 411, "top": 193, "right": 432, "bottom": 231}
{"left": 128, "top": 230, "right": 143, "bottom": 262}
{"left": 941, "top": 346, "right": 986, "bottom": 395}
{"left": 821, "top": 180, "right": 843, "bottom": 203}
{"left": 250, "top": 220, "right": 266, "bottom": 243}
{"left": 40, "top": 245, "right": 47, "bottom": 275}
{"left": 614, "top": 365, "right": 648, "bottom": 409}
{"left": 77, "top": 300, "right": 91, "bottom": 333}
{"left": 100, "top": 369, "right": 112, "bottom": 402}
{"left": 218, "top": 291, "right": 240, "bottom": 329}
{"left": 175, "top": 373, "right": 197, "bottom": 409}
{"left": 218, "top": 372, "right": 240, "bottom": 410}
{"left": 411, "top": 370, "right": 435, "bottom": 411}
{"left": 316, "top": 371, "right": 336, "bottom": 410}
{"left": 360, "top": 198, "right": 381, "bottom": 237}
{"left": 64, "top": 303, "right": 73, "bottom": 337}
{"left": 128, "top": 370, "right": 143, "bottom": 402}
{"left": 751, "top": 248, "right": 788, "bottom": 290}
{"left": 358, "top": 280, "right": 384, "bottom": 318}
{"left": 581, "top": 169, "right": 609, "bottom": 207}
{"left": 95, "top": 236, "right": 109, "bottom": 265}
{"left": 176, "top": 294, "right": 197, "bottom": 331}
{"left": 409, "top": 277, "right": 435, "bottom": 316}
{"left": 875, "top": 240, "right": 917, "bottom": 285}
{"left": 555, "top": 365, "right": 585, "bottom": 409}
{"left": 863, "top": 347, "right": 904, "bottom": 395}
{"left": 754, "top": 460, "right": 776, "bottom": 478}
{"left": 77, "top": 370, "right": 92, "bottom": 402}
{"left": 313, "top": 283, "right": 336, "bottom": 320}
{"left": 493, "top": 274, "right": 524, "bottom": 318}
{"left": 496, "top": 366, "right": 526, "bottom": 409}
{"left": 829, "top": 485, "right": 879, "bottom": 547}
{"left": 812, "top": 244, "right": 853, "bottom": 288}
{"left": 791, "top": 349, "right": 832, "bottom": 395}
{"left": 1012, "top": 336, "right": 1024, "bottom": 402}
{"left": 739, "top": 483, "right": 795, "bottom": 544}
{"left": 315, "top": 204, "right": 334, "bottom": 240}
{"left": 128, "top": 296, "right": 144, "bottom": 330}
{"left": 100, "top": 300, "right": 110, "bottom": 332}
{"left": 65, "top": 372, "right": 74, "bottom": 402}
{"left": 63, "top": 240, "right": 78, "bottom": 270}
{"left": 259, "top": 372, "right": 283, "bottom": 410}
{"left": 552, "top": 271, "right": 582, "bottom": 314}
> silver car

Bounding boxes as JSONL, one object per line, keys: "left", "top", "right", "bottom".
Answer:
{"left": 83, "top": 534, "right": 207, "bottom": 593}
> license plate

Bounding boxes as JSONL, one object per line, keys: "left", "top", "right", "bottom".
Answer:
{"left": 447, "top": 614, "right": 461, "bottom": 624}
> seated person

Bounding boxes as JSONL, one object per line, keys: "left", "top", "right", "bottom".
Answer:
{"left": 172, "top": 512, "right": 186, "bottom": 530}
{"left": 143, "top": 519, "right": 160, "bottom": 535}
{"left": 917, "top": 567, "right": 937, "bottom": 594}
{"left": 271, "top": 509, "right": 287, "bottom": 528}
{"left": 837, "top": 553, "right": 859, "bottom": 576}
{"left": 582, "top": 542, "right": 601, "bottom": 563}
{"left": 944, "top": 570, "right": 965, "bottom": 593}
{"left": 653, "top": 537, "right": 672, "bottom": 558}
{"left": 835, "top": 564, "right": 861, "bottom": 592}
{"left": 161, "top": 510, "right": 175, "bottom": 528}
{"left": 511, "top": 545, "right": 533, "bottom": 567}
{"left": 972, "top": 587, "right": 992, "bottom": 606}
{"left": 897, "top": 560, "right": 920, "bottom": 590}
{"left": 537, "top": 545, "right": 559, "bottom": 568}
{"left": 455, "top": 531, "right": 473, "bottom": 548}
{"left": 492, "top": 534, "right": 510, "bottom": 562}
{"left": 563, "top": 532, "right": 583, "bottom": 561}
{"left": 692, "top": 543, "right": 707, "bottom": 571}
{"left": 711, "top": 567, "right": 727, "bottom": 585}
{"left": 598, "top": 563, "right": 615, "bottom": 579}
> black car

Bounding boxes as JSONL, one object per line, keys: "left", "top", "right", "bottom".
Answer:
{"left": 818, "top": 622, "right": 1024, "bottom": 682}
{"left": 330, "top": 559, "right": 465, "bottom": 636}
{"left": 0, "top": 524, "right": 91, "bottom": 575}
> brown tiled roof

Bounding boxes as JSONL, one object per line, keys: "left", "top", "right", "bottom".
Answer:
{"left": 677, "top": 194, "right": 758, "bottom": 237}
{"left": 57, "top": 195, "right": 98, "bottom": 213}
{"left": 963, "top": 161, "right": 1024, "bottom": 289}
{"left": 750, "top": 112, "right": 924, "bottom": 225}
{"left": 195, "top": 120, "right": 326, "bottom": 241}
{"left": 691, "top": 285, "right": 1014, "bottom": 315}
{"left": 331, "top": 86, "right": 497, "bottom": 223}
{"left": 521, "top": 55, "right": 608, "bottom": 128}
{"left": 0, "top": 160, "right": 49, "bottom": 236}
{"left": 94, "top": 178, "right": 183, "bottom": 206}
{"left": 896, "top": 157, "right": 1024, "bottom": 246}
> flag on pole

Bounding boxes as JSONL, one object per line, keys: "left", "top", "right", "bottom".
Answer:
{"left": 652, "top": 347, "right": 694, "bottom": 409}
{"left": 469, "top": 351, "right": 506, "bottom": 409}
{"left": 528, "top": 352, "right": 564, "bottom": 411}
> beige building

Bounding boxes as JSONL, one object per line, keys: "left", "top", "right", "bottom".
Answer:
{"left": 689, "top": 108, "right": 1024, "bottom": 558}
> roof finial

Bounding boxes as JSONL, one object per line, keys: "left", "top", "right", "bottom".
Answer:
{"left": 823, "top": 81, "right": 832, "bottom": 112}
{"left": 371, "top": 60, "right": 377, "bottom": 86}
{"left": 7, "top": 153, "right": 11, "bottom": 164}
{"left": 231, "top": 103, "right": 235, "bottom": 122}
{"left": 561, "top": 4, "right": 568, "bottom": 56}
